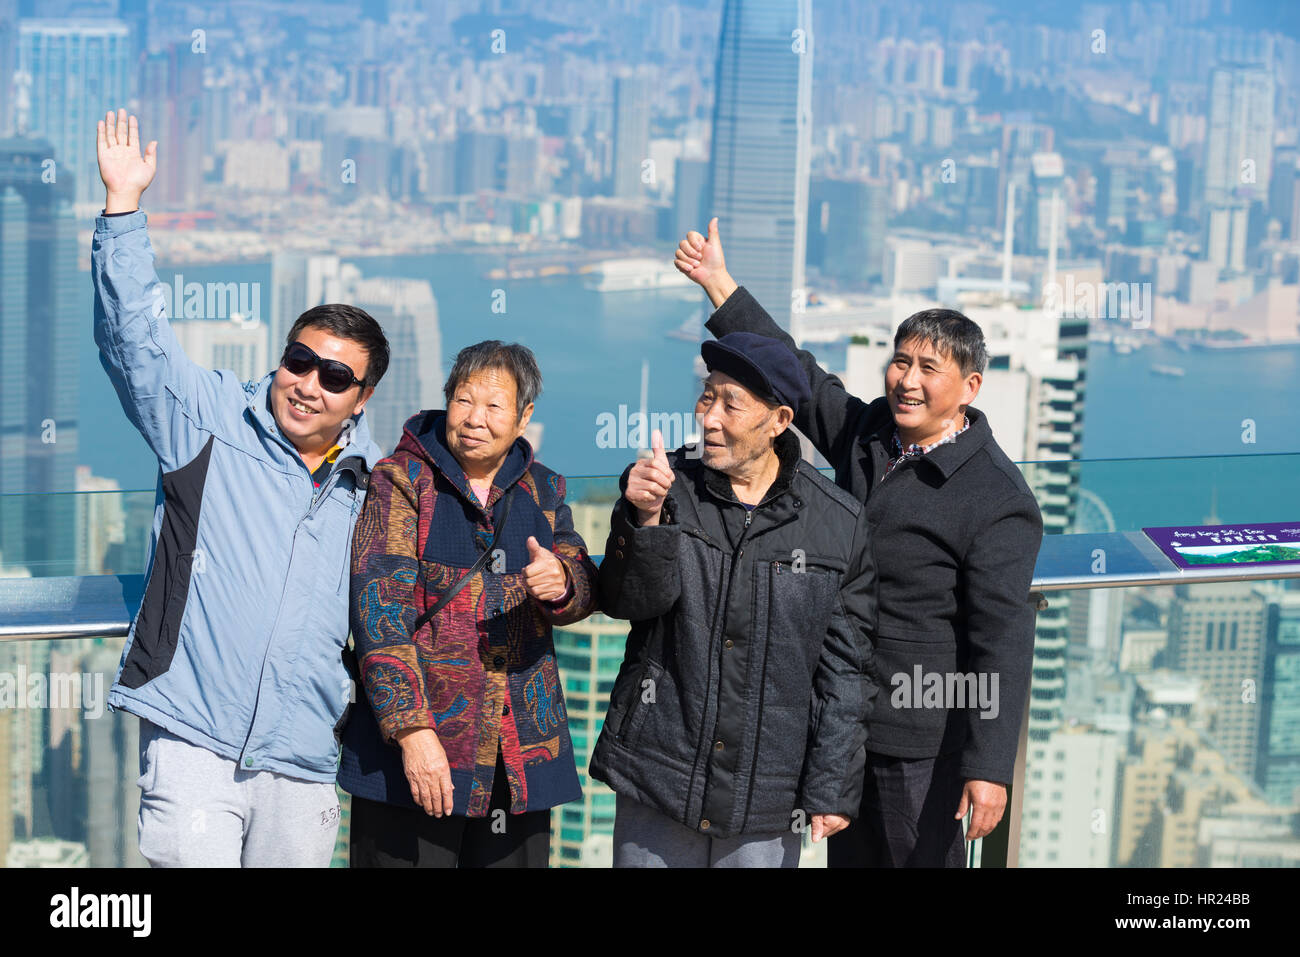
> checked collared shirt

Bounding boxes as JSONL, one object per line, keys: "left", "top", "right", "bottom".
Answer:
{"left": 881, "top": 415, "right": 972, "bottom": 482}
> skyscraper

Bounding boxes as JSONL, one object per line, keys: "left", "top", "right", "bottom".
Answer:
{"left": 136, "top": 43, "right": 205, "bottom": 210}
{"left": 1018, "top": 724, "right": 1120, "bottom": 867}
{"left": 811, "top": 176, "right": 887, "bottom": 287}
{"left": 707, "top": 0, "right": 813, "bottom": 331}
{"left": 346, "top": 274, "right": 442, "bottom": 455}
{"left": 972, "top": 300, "right": 1086, "bottom": 744}
{"left": 673, "top": 156, "right": 709, "bottom": 241}
{"left": 171, "top": 318, "right": 270, "bottom": 384}
{"left": 271, "top": 254, "right": 442, "bottom": 456}
{"left": 1205, "top": 64, "right": 1275, "bottom": 205}
{"left": 17, "top": 20, "right": 130, "bottom": 206}
{"left": 1022, "top": 152, "right": 1066, "bottom": 255}
{"left": 611, "top": 74, "right": 652, "bottom": 200}
{"left": 0, "top": 6, "right": 15, "bottom": 137}
{"left": 270, "top": 251, "right": 345, "bottom": 360}
{"left": 0, "top": 135, "right": 79, "bottom": 576}
{"left": 1204, "top": 64, "right": 1274, "bottom": 273}
{"left": 551, "top": 609, "right": 627, "bottom": 868}
{"left": 1256, "top": 591, "right": 1300, "bottom": 807}
{"left": 1167, "top": 582, "right": 1267, "bottom": 778}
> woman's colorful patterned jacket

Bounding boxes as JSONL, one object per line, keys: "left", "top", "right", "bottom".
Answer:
{"left": 337, "top": 409, "right": 599, "bottom": 817}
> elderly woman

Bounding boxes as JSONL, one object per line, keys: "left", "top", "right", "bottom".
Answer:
{"left": 338, "top": 340, "right": 598, "bottom": 867}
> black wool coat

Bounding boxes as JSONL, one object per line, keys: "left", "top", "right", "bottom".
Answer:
{"left": 589, "top": 430, "right": 879, "bottom": 837}
{"left": 707, "top": 287, "right": 1044, "bottom": 785}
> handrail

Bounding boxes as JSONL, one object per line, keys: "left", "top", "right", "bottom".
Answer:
{"left": 3, "top": 533, "right": 1296, "bottom": 870}
{"left": 4, "top": 530, "right": 1299, "bottom": 642}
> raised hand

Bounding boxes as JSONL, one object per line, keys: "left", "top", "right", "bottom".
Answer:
{"left": 625, "top": 429, "right": 675, "bottom": 526}
{"left": 523, "top": 536, "right": 568, "bottom": 603}
{"left": 674, "top": 217, "right": 737, "bottom": 307}
{"left": 97, "top": 109, "right": 157, "bottom": 213}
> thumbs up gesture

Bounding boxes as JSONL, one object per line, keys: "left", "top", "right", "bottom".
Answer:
{"left": 626, "top": 429, "right": 675, "bottom": 527}
{"left": 523, "top": 536, "right": 568, "bottom": 603}
{"left": 674, "top": 217, "right": 737, "bottom": 308}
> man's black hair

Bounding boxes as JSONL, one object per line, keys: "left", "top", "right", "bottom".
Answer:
{"left": 894, "top": 309, "right": 987, "bottom": 376}
{"left": 284, "top": 303, "right": 390, "bottom": 388}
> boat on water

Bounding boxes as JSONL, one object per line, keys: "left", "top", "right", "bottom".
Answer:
{"left": 585, "top": 258, "right": 695, "bottom": 293}
{"left": 1150, "top": 364, "right": 1186, "bottom": 377}
{"left": 1112, "top": 334, "right": 1143, "bottom": 354}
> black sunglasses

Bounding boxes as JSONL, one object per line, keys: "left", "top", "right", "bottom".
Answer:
{"left": 281, "top": 342, "right": 365, "bottom": 393}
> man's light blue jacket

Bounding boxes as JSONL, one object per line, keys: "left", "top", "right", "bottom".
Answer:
{"left": 93, "top": 210, "right": 383, "bottom": 782}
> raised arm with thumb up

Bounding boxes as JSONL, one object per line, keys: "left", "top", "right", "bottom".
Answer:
{"left": 523, "top": 535, "right": 568, "bottom": 603}
{"left": 674, "top": 217, "right": 738, "bottom": 309}
{"left": 625, "top": 429, "right": 676, "bottom": 527}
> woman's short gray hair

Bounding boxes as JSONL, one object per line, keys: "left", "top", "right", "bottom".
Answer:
{"left": 443, "top": 340, "right": 543, "bottom": 420}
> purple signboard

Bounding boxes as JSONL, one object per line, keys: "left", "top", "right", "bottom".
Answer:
{"left": 1143, "top": 522, "right": 1300, "bottom": 570}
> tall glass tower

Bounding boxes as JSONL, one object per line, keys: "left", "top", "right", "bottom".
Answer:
{"left": 0, "top": 135, "right": 79, "bottom": 575}
{"left": 551, "top": 611, "right": 628, "bottom": 868}
{"left": 707, "top": 0, "right": 813, "bottom": 332}
{"left": 17, "top": 20, "right": 130, "bottom": 206}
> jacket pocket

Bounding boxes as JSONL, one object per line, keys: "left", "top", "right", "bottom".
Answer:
{"left": 763, "top": 559, "right": 839, "bottom": 702}
{"left": 136, "top": 720, "right": 164, "bottom": 792}
{"left": 870, "top": 634, "right": 959, "bottom": 750}
{"left": 618, "top": 659, "right": 662, "bottom": 750}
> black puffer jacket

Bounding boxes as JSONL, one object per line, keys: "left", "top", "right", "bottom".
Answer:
{"left": 589, "top": 430, "right": 878, "bottom": 838}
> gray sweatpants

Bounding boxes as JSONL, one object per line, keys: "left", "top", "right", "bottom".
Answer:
{"left": 136, "top": 718, "right": 340, "bottom": 868}
{"left": 613, "top": 794, "right": 801, "bottom": 868}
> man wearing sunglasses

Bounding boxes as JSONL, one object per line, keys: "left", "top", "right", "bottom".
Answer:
{"left": 93, "top": 109, "right": 389, "bottom": 866}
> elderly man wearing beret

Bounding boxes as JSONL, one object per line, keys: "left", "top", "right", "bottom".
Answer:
{"left": 590, "top": 333, "right": 879, "bottom": 867}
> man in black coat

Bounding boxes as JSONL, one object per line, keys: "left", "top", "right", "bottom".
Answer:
{"left": 590, "top": 333, "right": 878, "bottom": 867}
{"left": 674, "top": 219, "right": 1044, "bottom": 867}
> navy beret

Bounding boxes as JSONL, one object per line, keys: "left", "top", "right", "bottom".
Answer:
{"left": 700, "top": 332, "right": 812, "bottom": 414}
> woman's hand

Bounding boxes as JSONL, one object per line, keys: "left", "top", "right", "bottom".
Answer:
{"left": 523, "top": 536, "right": 568, "bottom": 602}
{"left": 395, "top": 727, "right": 454, "bottom": 816}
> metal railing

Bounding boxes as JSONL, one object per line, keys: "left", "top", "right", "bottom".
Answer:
{"left": 4, "top": 536, "right": 1298, "bottom": 868}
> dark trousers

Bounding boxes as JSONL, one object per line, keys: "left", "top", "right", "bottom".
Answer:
{"left": 828, "top": 750, "right": 967, "bottom": 868}
{"left": 349, "top": 754, "right": 551, "bottom": 868}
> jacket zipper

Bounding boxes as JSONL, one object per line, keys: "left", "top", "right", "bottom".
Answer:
{"left": 240, "top": 494, "right": 308, "bottom": 765}
{"left": 338, "top": 489, "right": 358, "bottom": 592}
{"left": 741, "top": 553, "right": 781, "bottom": 830}
{"left": 703, "top": 505, "right": 756, "bottom": 829}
